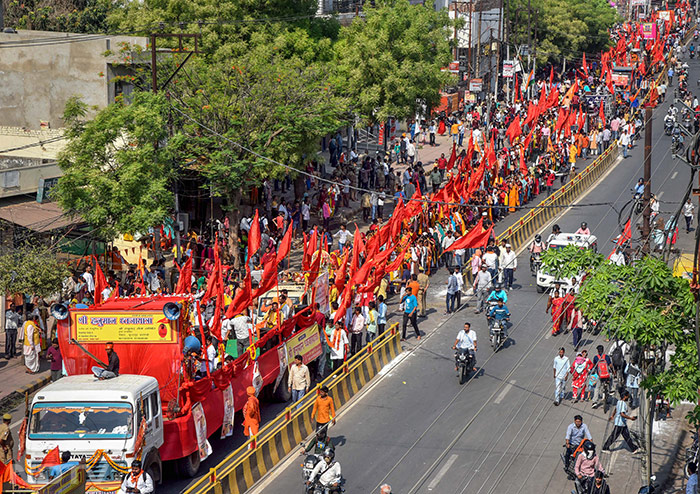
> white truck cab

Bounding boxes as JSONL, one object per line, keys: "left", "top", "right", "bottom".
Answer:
{"left": 25, "top": 375, "right": 163, "bottom": 491}
{"left": 536, "top": 233, "right": 597, "bottom": 293}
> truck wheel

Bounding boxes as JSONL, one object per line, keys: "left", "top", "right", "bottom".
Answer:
{"left": 273, "top": 369, "right": 292, "bottom": 402}
{"left": 146, "top": 462, "right": 160, "bottom": 485}
{"left": 143, "top": 450, "right": 162, "bottom": 484}
{"left": 177, "top": 451, "right": 200, "bottom": 478}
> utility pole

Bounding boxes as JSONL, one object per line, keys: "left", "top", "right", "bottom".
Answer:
{"left": 453, "top": 1, "right": 458, "bottom": 60}
{"left": 0, "top": 0, "right": 4, "bottom": 31}
{"left": 476, "top": 6, "right": 483, "bottom": 79}
{"left": 150, "top": 32, "right": 201, "bottom": 262}
{"left": 641, "top": 107, "right": 652, "bottom": 252}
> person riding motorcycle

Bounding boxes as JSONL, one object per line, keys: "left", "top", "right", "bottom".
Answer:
{"left": 634, "top": 178, "right": 644, "bottom": 196}
{"left": 307, "top": 448, "right": 342, "bottom": 493}
{"left": 452, "top": 322, "right": 477, "bottom": 372}
{"left": 487, "top": 299, "right": 511, "bottom": 338}
{"left": 530, "top": 234, "right": 545, "bottom": 254}
{"left": 552, "top": 224, "right": 561, "bottom": 236}
{"left": 300, "top": 425, "right": 335, "bottom": 456}
{"left": 487, "top": 282, "right": 508, "bottom": 304}
{"left": 575, "top": 222, "right": 590, "bottom": 235}
{"left": 574, "top": 440, "right": 604, "bottom": 492}
{"left": 690, "top": 43, "right": 696, "bottom": 57}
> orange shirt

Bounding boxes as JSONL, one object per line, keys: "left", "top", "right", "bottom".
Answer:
{"left": 311, "top": 395, "right": 336, "bottom": 424}
{"left": 408, "top": 280, "right": 421, "bottom": 296}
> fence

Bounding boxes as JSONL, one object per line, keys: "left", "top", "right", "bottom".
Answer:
{"left": 496, "top": 143, "right": 621, "bottom": 250}
{"left": 182, "top": 322, "right": 402, "bottom": 494}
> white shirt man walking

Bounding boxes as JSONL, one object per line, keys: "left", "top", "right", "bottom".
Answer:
{"left": 553, "top": 347, "right": 570, "bottom": 406}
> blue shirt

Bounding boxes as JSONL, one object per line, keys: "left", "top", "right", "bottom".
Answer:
{"left": 488, "top": 305, "right": 510, "bottom": 320}
{"left": 487, "top": 290, "right": 508, "bottom": 303}
{"left": 49, "top": 462, "right": 78, "bottom": 479}
{"left": 614, "top": 400, "right": 628, "bottom": 427}
{"left": 403, "top": 294, "right": 418, "bottom": 314}
{"left": 687, "top": 472, "right": 697, "bottom": 494}
{"left": 565, "top": 423, "right": 592, "bottom": 447}
{"left": 377, "top": 302, "right": 387, "bottom": 325}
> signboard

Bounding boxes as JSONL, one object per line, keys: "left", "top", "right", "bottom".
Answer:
{"left": 71, "top": 311, "right": 176, "bottom": 344}
{"left": 39, "top": 463, "right": 86, "bottom": 494}
{"left": 611, "top": 73, "right": 630, "bottom": 86}
{"left": 503, "top": 60, "right": 514, "bottom": 78}
{"left": 469, "top": 79, "right": 483, "bottom": 92}
{"left": 447, "top": 60, "right": 459, "bottom": 73}
{"left": 285, "top": 323, "right": 322, "bottom": 366}
{"left": 464, "top": 92, "right": 477, "bottom": 103}
{"left": 192, "top": 402, "right": 212, "bottom": 460}
{"left": 641, "top": 22, "right": 656, "bottom": 39}
{"left": 658, "top": 10, "right": 673, "bottom": 22}
{"left": 220, "top": 384, "right": 235, "bottom": 439}
{"left": 630, "top": 0, "right": 647, "bottom": 5}
{"left": 37, "top": 177, "right": 60, "bottom": 204}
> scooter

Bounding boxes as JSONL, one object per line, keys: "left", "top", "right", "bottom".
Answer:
{"left": 305, "top": 479, "right": 346, "bottom": 494}
{"left": 530, "top": 252, "right": 542, "bottom": 275}
{"left": 664, "top": 119, "right": 674, "bottom": 135}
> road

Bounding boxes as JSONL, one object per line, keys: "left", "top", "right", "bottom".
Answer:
{"left": 246, "top": 74, "right": 693, "bottom": 493}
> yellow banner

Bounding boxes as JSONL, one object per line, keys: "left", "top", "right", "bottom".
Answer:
{"left": 71, "top": 311, "right": 176, "bottom": 344}
{"left": 285, "top": 323, "right": 322, "bottom": 366}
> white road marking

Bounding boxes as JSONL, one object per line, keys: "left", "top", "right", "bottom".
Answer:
{"left": 494, "top": 380, "right": 516, "bottom": 404}
{"left": 10, "top": 419, "right": 22, "bottom": 429}
{"left": 671, "top": 171, "right": 678, "bottom": 180}
{"left": 427, "top": 454, "right": 459, "bottom": 490}
{"left": 657, "top": 191, "right": 664, "bottom": 199}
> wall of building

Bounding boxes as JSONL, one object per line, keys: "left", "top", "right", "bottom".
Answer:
{"left": 0, "top": 30, "right": 145, "bottom": 130}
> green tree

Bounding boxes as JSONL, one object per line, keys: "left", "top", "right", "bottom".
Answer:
{"left": 542, "top": 246, "right": 698, "bottom": 415}
{"left": 0, "top": 244, "right": 70, "bottom": 298}
{"left": 167, "top": 45, "right": 348, "bottom": 263}
{"left": 3, "top": 0, "right": 118, "bottom": 33}
{"left": 508, "top": 0, "right": 618, "bottom": 66}
{"left": 334, "top": 0, "right": 454, "bottom": 123}
{"left": 55, "top": 93, "right": 179, "bottom": 240}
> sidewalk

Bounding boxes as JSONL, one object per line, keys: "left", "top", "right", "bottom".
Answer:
{"left": 0, "top": 333, "right": 51, "bottom": 411}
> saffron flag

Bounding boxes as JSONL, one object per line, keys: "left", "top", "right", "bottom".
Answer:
{"left": 93, "top": 257, "right": 107, "bottom": 305}
{"left": 247, "top": 209, "right": 261, "bottom": 262}
{"left": 445, "top": 220, "right": 493, "bottom": 252}
{"left": 276, "top": 223, "right": 293, "bottom": 264}
{"left": 175, "top": 256, "right": 192, "bottom": 294}
{"left": 447, "top": 143, "right": 457, "bottom": 170}
{"left": 506, "top": 115, "right": 522, "bottom": 144}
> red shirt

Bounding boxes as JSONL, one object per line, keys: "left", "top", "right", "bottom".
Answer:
{"left": 437, "top": 157, "right": 447, "bottom": 170}
{"left": 47, "top": 346, "right": 62, "bottom": 371}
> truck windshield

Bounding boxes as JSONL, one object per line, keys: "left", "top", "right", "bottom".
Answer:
{"left": 29, "top": 402, "right": 133, "bottom": 440}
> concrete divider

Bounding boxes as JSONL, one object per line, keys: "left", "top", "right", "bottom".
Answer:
{"left": 182, "top": 322, "right": 402, "bottom": 494}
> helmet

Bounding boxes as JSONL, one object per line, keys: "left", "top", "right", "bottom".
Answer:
{"left": 535, "top": 234, "right": 542, "bottom": 242}
{"left": 493, "top": 282, "right": 504, "bottom": 289}
{"left": 552, "top": 224, "right": 561, "bottom": 233}
{"left": 583, "top": 440, "right": 596, "bottom": 459}
{"left": 581, "top": 222, "right": 587, "bottom": 229}
{"left": 323, "top": 447, "right": 335, "bottom": 461}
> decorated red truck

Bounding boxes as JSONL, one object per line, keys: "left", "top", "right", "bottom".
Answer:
{"left": 24, "top": 294, "right": 323, "bottom": 492}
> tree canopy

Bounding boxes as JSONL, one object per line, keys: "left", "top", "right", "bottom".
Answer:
{"left": 335, "top": 0, "right": 454, "bottom": 123}
{"left": 508, "top": 0, "right": 619, "bottom": 66}
{"left": 542, "top": 246, "right": 698, "bottom": 413}
{"left": 55, "top": 93, "right": 179, "bottom": 240}
{"left": 0, "top": 244, "right": 70, "bottom": 298}
{"left": 3, "top": 0, "right": 118, "bottom": 33}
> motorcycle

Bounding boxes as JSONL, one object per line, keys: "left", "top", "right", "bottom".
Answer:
{"left": 633, "top": 192, "right": 644, "bottom": 215}
{"left": 530, "top": 252, "right": 542, "bottom": 275}
{"left": 488, "top": 318, "right": 507, "bottom": 352}
{"left": 672, "top": 132, "right": 685, "bottom": 154}
{"left": 664, "top": 119, "right": 674, "bottom": 135}
{"left": 638, "top": 475, "right": 658, "bottom": 494}
{"left": 305, "top": 479, "right": 345, "bottom": 494}
{"left": 455, "top": 348, "right": 475, "bottom": 385}
{"left": 302, "top": 454, "right": 322, "bottom": 486}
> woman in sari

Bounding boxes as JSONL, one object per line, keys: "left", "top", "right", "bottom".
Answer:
{"left": 546, "top": 289, "right": 565, "bottom": 336}
{"left": 569, "top": 350, "right": 593, "bottom": 402}
{"left": 23, "top": 314, "right": 42, "bottom": 374}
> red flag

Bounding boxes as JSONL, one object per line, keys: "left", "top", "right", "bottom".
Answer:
{"left": 349, "top": 224, "right": 364, "bottom": 276}
{"left": 599, "top": 101, "right": 606, "bottom": 129}
{"left": 93, "top": 257, "right": 107, "bottom": 305}
{"left": 506, "top": 115, "right": 522, "bottom": 144}
{"left": 514, "top": 74, "right": 521, "bottom": 102}
{"left": 445, "top": 220, "right": 494, "bottom": 252}
{"left": 467, "top": 156, "right": 487, "bottom": 196}
{"left": 306, "top": 248, "right": 323, "bottom": 287}
{"left": 348, "top": 260, "right": 372, "bottom": 288}
{"left": 276, "top": 223, "right": 293, "bottom": 265}
{"left": 390, "top": 197, "right": 405, "bottom": 240}
{"left": 247, "top": 209, "right": 261, "bottom": 262}
{"left": 225, "top": 271, "right": 252, "bottom": 318}
{"left": 577, "top": 108, "right": 586, "bottom": 131}
{"left": 582, "top": 52, "right": 588, "bottom": 77}
{"left": 486, "top": 137, "right": 497, "bottom": 169}
{"left": 523, "top": 102, "right": 538, "bottom": 127}
{"left": 253, "top": 256, "right": 278, "bottom": 299}
{"left": 385, "top": 246, "right": 409, "bottom": 273}
{"left": 523, "top": 127, "right": 534, "bottom": 150}
{"left": 519, "top": 146, "right": 528, "bottom": 175}
{"left": 175, "top": 257, "right": 192, "bottom": 294}
{"left": 0, "top": 460, "right": 32, "bottom": 488}
{"left": 555, "top": 107, "right": 568, "bottom": 133}
{"left": 335, "top": 250, "right": 350, "bottom": 292}
{"left": 446, "top": 143, "right": 457, "bottom": 170}
{"left": 538, "top": 84, "right": 548, "bottom": 114}
{"left": 303, "top": 229, "right": 317, "bottom": 272}
{"left": 40, "top": 447, "right": 61, "bottom": 469}
{"left": 608, "top": 219, "right": 632, "bottom": 259}
{"left": 549, "top": 66, "right": 554, "bottom": 87}
{"left": 333, "top": 287, "right": 354, "bottom": 324}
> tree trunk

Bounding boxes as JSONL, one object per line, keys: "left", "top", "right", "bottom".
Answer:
{"left": 226, "top": 190, "right": 242, "bottom": 270}
{"left": 294, "top": 174, "right": 305, "bottom": 203}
